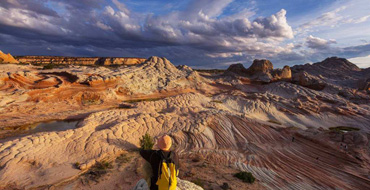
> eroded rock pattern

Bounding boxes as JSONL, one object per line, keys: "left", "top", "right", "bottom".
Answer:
{"left": 0, "top": 93, "right": 369, "bottom": 189}
{"left": 0, "top": 56, "right": 369, "bottom": 189}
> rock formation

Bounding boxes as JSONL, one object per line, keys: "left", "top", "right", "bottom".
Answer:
{"left": 292, "top": 71, "right": 326, "bottom": 90}
{"left": 225, "top": 59, "right": 292, "bottom": 82}
{"left": 0, "top": 50, "right": 18, "bottom": 64}
{"left": 0, "top": 56, "right": 369, "bottom": 190}
{"left": 291, "top": 57, "right": 368, "bottom": 89}
{"left": 15, "top": 55, "right": 146, "bottom": 66}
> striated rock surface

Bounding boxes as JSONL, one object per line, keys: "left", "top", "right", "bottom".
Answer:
{"left": 0, "top": 56, "right": 210, "bottom": 128}
{"left": 0, "top": 93, "right": 369, "bottom": 190}
{"left": 0, "top": 56, "right": 369, "bottom": 190}
{"left": 291, "top": 57, "right": 369, "bottom": 89}
{"left": 0, "top": 50, "right": 18, "bottom": 64}
{"left": 15, "top": 56, "right": 146, "bottom": 66}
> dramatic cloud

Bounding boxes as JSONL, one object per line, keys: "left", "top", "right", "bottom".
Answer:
{"left": 0, "top": 0, "right": 369, "bottom": 68}
{"left": 297, "top": 6, "right": 346, "bottom": 32}
{"left": 306, "top": 35, "right": 336, "bottom": 49}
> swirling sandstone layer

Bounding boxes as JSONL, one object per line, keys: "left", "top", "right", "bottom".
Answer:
{"left": 0, "top": 93, "right": 369, "bottom": 189}
{"left": 0, "top": 56, "right": 369, "bottom": 189}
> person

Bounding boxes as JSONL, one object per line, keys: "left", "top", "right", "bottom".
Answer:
{"left": 139, "top": 135, "right": 180, "bottom": 190}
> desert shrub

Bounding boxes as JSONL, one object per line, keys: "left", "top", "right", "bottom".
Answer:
{"left": 42, "top": 63, "right": 55, "bottom": 70}
{"left": 81, "top": 92, "right": 101, "bottom": 105}
{"left": 140, "top": 133, "right": 154, "bottom": 150}
{"left": 83, "top": 160, "right": 113, "bottom": 182}
{"left": 220, "top": 182, "right": 230, "bottom": 190}
{"left": 115, "top": 153, "right": 133, "bottom": 164}
{"left": 124, "top": 98, "right": 162, "bottom": 103}
{"left": 268, "top": 119, "right": 282, "bottom": 125}
{"left": 211, "top": 100, "right": 223, "bottom": 104}
{"left": 234, "top": 171, "right": 255, "bottom": 184}
{"left": 74, "top": 162, "right": 80, "bottom": 169}
{"left": 191, "top": 178, "right": 204, "bottom": 188}
{"left": 329, "top": 126, "right": 359, "bottom": 132}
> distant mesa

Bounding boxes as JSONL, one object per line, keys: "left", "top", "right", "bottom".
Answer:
{"left": 14, "top": 55, "right": 146, "bottom": 66}
{"left": 0, "top": 50, "right": 19, "bottom": 64}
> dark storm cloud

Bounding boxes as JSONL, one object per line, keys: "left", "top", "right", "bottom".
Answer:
{"left": 0, "top": 0, "right": 368, "bottom": 68}
{"left": 0, "top": 0, "right": 58, "bottom": 17}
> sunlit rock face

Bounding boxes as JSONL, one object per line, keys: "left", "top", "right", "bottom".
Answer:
{"left": 0, "top": 51, "right": 18, "bottom": 64}
{"left": 0, "top": 55, "right": 369, "bottom": 190}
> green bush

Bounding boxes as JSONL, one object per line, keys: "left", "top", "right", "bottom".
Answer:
{"left": 268, "top": 119, "right": 282, "bottom": 125}
{"left": 191, "top": 178, "right": 204, "bottom": 188}
{"left": 74, "top": 162, "right": 80, "bottom": 169}
{"left": 329, "top": 126, "right": 359, "bottom": 132}
{"left": 140, "top": 133, "right": 154, "bottom": 150}
{"left": 234, "top": 171, "right": 255, "bottom": 184}
{"left": 42, "top": 63, "right": 56, "bottom": 70}
{"left": 83, "top": 160, "right": 113, "bottom": 182}
{"left": 124, "top": 98, "right": 161, "bottom": 103}
{"left": 211, "top": 100, "right": 223, "bottom": 104}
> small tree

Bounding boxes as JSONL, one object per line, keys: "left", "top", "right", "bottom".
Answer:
{"left": 140, "top": 133, "right": 154, "bottom": 150}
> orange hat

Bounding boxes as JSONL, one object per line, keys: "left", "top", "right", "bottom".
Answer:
{"left": 157, "top": 135, "right": 172, "bottom": 151}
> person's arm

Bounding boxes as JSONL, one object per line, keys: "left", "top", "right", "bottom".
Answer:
{"left": 140, "top": 149, "right": 155, "bottom": 162}
{"left": 174, "top": 152, "right": 180, "bottom": 176}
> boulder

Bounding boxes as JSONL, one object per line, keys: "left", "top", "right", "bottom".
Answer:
{"left": 272, "top": 65, "right": 292, "bottom": 81}
{"left": 225, "top": 63, "right": 248, "bottom": 75}
{"left": 292, "top": 71, "right": 326, "bottom": 90}
{"left": 247, "top": 59, "right": 273, "bottom": 73}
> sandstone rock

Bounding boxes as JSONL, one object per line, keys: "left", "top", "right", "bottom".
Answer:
{"left": 248, "top": 59, "right": 273, "bottom": 73}
{"left": 0, "top": 50, "right": 18, "bottom": 64}
{"left": 291, "top": 57, "right": 368, "bottom": 89}
{"left": 292, "top": 71, "right": 326, "bottom": 90}
{"left": 272, "top": 65, "right": 292, "bottom": 81}
{"left": 1, "top": 55, "right": 370, "bottom": 190}
{"left": 317, "top": 57, "right": 361, "bottom": 71}
{"left": 225, "top": 60, "right": 291, "bottom": 82}
{"left": 225, "top": 63, "right": 249, "bottom": 76}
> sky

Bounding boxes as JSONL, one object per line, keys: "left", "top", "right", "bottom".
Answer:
{"left": 0, "top": 0, "right": 369, "bottom": 68}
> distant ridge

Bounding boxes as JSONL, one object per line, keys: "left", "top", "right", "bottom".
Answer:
{"left": 14, "top": 55, "right": 147, "bottom": 66}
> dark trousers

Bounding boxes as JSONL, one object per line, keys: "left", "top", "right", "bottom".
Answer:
{"left": 150, "top": 177, "right": 158, "bottom": 190}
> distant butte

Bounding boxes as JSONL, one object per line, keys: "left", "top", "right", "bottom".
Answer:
{"left": 14, "top": 55, "right": 147, "bottom": 66}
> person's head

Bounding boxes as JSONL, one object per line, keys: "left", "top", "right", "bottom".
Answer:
{"left": 157, "top": 135, "right": 172, "bottom": 151}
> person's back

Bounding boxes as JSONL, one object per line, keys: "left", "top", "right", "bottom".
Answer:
{"left": 139, "top": 135, "right": 180, "bottom": 190}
